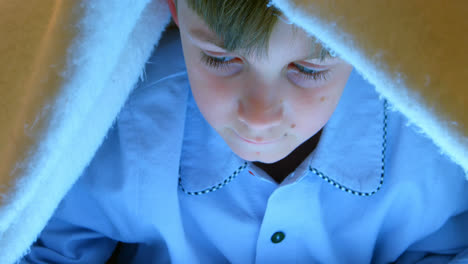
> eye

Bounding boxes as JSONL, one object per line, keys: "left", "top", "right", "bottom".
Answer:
{"left": 290, "top": 63, "right": 330, "bottom": 82}
{"left": 200, "top": 52, "right": 242, "bottom": 73}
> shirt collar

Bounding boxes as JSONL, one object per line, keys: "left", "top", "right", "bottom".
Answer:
{"left": 305, "top": 69, "right": 385, "bottom": 194}
{"left": 179, "top": 69, "right": 385, "bottom": 194}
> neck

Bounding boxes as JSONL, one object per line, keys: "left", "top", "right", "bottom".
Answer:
{"left": 254, "top": 129, "right": 323, "bottom": 184}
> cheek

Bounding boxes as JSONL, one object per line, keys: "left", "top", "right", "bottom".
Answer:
{"left": 289, "top": 97, "right": 329, "bottom": 139}
{"left": 290, "top": 68, "right": 351, "bottom": 138}
{"left": 186, "top": 65, "right": 237, "bottom": 127}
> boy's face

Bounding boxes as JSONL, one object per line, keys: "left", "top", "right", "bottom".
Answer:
{"left": 170, "top": 0, "right": 353, "bottom": 164}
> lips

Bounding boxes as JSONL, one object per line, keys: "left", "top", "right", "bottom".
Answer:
{"left": 234, "top": 130, "right": 281, "bottom": 145}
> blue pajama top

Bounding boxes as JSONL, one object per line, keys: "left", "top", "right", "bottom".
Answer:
{"left": 21, "top": 26, "right": 468, "bottom": 264}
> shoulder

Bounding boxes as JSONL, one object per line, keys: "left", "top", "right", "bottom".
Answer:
{"left": 77, "top": 25, "right": 188, "bottom": 188}
{"left": 55, "top": 26, "right": 190, "bottom": 237}
{"left": 386, "top": 108, "right": 464, "bottom": 177}
{"left": 121, "top": 25, "right": 189, "bottom": 129}
{"left": 65, "top": 25, "right": 189, "bottom": 221}
{"left": 384, "top": 106, "right": 468, "bottom": 208}
{"left": 128, "top": 25, "right": 187, "bottom": 103}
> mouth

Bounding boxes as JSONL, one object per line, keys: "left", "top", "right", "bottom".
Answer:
{"left": 234, "top": 130, "right": 282, "bottom": 145}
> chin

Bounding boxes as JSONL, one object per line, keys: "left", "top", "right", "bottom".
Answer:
{"left": 232, "top": 148, "right": 286, "bottom": 164}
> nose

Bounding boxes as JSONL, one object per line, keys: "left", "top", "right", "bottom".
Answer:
{"left": 237, "top": 93, "right": 284, "bottom": 130}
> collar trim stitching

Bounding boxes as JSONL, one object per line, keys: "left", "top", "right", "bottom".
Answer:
{"left": 178, "top": 163, "right": 248, "bottom": 195}
{"left": 179, "top": 99, "right": 388, "bottom": 197}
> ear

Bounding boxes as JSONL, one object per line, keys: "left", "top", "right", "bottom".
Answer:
{"left": 167, "top": 0, "right": 179, "bottom": 26}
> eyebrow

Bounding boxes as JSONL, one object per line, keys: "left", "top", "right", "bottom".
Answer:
{"left": 189, "top": 28, "right": 226, "bottom": 49}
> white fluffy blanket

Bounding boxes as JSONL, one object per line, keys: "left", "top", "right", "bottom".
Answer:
{"left": 0, "top": 0, "right": 466, "bottom": 262}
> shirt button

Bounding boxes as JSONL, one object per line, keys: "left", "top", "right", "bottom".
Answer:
{"left": 271, "top": 231, "right": 286, "bottom": 243}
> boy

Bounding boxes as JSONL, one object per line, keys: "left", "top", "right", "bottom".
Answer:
{"left": 21, "top": 0, "right": 468, "bottom": 263}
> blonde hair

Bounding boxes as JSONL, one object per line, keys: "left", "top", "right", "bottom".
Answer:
{"left": 178, "top": 0, "right": 334, "bottom": 60}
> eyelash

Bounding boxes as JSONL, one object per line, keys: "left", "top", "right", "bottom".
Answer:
{"left": 292, "top": 63, "right": 330, "bottom": 81}
{"left": 201, "top": 53, "right": 236, "bottom": 71}
{"left": 200, "top": 53, "right": 330, "bottom": 81}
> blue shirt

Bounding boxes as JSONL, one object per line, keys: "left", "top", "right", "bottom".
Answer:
{"left": 22, "top": 27, "right": 468, "bottom": 264}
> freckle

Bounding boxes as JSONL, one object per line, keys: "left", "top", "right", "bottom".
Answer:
{"left": 291, "top": 124, "right": 296, "bottom": 129}
{"left": 320, "top": 96, "right": 326, "bottom": 102}
{"left": 284, "top": 132, "right": 288, "bottom": 137}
